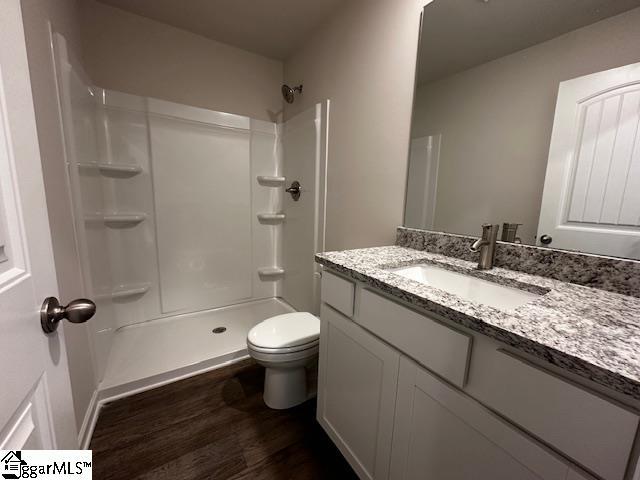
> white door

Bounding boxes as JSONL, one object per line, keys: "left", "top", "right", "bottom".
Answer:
{"left": 0, "top": 0, "right": 78, "bottom": 450}
{"left": 537, "top": 62, "right": 640, "bottom": 258}
{"left": 404, "top": 135, "right": 440, "bottom": 230}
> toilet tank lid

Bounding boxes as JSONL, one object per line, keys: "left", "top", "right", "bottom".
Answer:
{"left": 248, "top": 312, "right": 320, "bottom": 349}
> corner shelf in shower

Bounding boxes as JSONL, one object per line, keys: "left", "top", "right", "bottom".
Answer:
{"left": 257, "top": 213, "right": 285, "bottom": 223}
{"left": 78, "top": 162, "right": 143, "bottom": 177}
{"left": 95, "top": 283, "right": 150, "bottom": 300}
{"left": 84, "top": 212, "right": 147, "bottom": 227}
{"left": 112, "top": 283, "right": 150, "bottom": 299}
{"left": 257, "top": 175, "right": 285, "bottom": 186}
{"left": 258, "top": 267, "right": 285, "bottom": 278}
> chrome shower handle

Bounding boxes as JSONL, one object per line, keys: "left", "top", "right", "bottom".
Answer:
{"left": 285, "top": 181, "right": 301, "bottom": 201}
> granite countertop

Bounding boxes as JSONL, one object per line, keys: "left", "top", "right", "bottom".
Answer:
{"left": 315, "top": 245, "right": 640, "bottom": 400}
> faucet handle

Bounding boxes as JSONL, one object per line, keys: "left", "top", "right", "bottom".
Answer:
{"left": 501, "top": 222, "right": 522, "bottom": 243}
{"left": 480, "top": 223, "right": 499, "bottom": 239}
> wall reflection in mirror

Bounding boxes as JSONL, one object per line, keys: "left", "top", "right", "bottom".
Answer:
{"left": 405, "top": 0, "right": 640, "bottom": 260}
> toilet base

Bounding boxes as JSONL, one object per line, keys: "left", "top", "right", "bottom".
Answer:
{"left": 263, "top": 366, "right": 309, "bottom": 409}
{"left": 248, "top": 344, "right": 319, "bottom": 410}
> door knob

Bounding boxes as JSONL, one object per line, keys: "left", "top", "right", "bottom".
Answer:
{"left": 539, "top": 234, "right": 553, "bottom": 245}
{"left": 40, "top": 297, "right": 96, "bottom": 334}
{"left": 285, "top": 181, "right": 301, "bottom": 201}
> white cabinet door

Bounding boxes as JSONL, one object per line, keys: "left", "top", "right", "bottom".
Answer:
{"left": 537, "top": 62, "right": 640, "bottom": 258}
{"left": 390, "top": 357, "right": 574, "bottom": 480}
{"left": 317, "top": 303, "right": 400, "bottom": 480}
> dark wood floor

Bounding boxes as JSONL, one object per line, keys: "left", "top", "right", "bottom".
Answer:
{"left": 90, "top": 359, "right": 357, "bottom": 479}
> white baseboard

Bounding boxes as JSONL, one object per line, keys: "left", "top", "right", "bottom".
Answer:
{"left": 78, "top": 389, "right": 100, "bottom": 450}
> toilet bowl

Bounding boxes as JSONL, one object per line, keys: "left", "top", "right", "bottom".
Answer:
{"left": 247, "top": 312, "right": 320, "bottom": 409}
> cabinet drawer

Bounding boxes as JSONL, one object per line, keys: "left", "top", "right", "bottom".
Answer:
{"left": 321, "top": 270, "right": 355, "bottom": 317}
{"left": 358, "top": 289, "right": 471, "bottom": 388}
{"left": 469, "top": 349, "right": 639, "bottom": 480}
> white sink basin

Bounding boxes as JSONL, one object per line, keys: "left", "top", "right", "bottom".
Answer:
{"left": 389, "top": 264, "right": 540, "bottom": 311}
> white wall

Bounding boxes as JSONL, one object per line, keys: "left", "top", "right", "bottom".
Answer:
{"left": 20, "top": 0, "right": 98, "bottom": 438}
{"left": 283, "top": 0, "right": 425, "bottom": 250}
{"left": 80, "top": 0, "right": 284, "bottom": 122}
{"left": 411, "top": 7, "right": 640, "bottom": 243}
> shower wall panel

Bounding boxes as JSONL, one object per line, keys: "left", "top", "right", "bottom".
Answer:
{"left": 250, "top": 119, "right": 283, "bottom": 300}
{"left": 281, "top": 102, "right": 328, "bottom": 315}
{"left": 96, "top": 91, "right": 159, "bottom": 329}
{"left": 52, "top": 34, "right": 117, "bottom": 382}
{"left": 150, "top": 109, "right": 252, "bottom": 313}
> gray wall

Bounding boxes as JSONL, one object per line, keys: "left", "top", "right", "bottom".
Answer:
{"left": 284, "top": 0, "right": 424, "bottom": 251}
{"left": 80, "top": 0, "right": 284, "bottom": 122}
{"left": 411, "top": 6, "right": 640, "bottom": 243}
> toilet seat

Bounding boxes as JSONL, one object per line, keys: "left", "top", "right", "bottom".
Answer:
{"left": 247, "top": 312, "right": 319, "bottom": 352}
{"left": 247, "top": 338, "right": 319, "bottom": 355}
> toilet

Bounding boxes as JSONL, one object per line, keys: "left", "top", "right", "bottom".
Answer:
{"left": 247, "top": 312, "right": 320, "bottom": 409}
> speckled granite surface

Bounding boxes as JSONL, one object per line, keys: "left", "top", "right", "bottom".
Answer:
{"left": 316, "top": 245, "right": 640, "bottom": 400}
{"left": 397, "top": 227, "right": 640, "bottom": 298}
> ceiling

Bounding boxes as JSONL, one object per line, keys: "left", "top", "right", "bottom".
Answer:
{"left": 419, "top": 0, "right": 640, "bottom": 84}
{"left": 94, "top": 0, "right": 345, "bottom": 60}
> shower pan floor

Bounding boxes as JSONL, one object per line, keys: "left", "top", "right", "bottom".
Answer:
{"left": 99, "top": 297, "right": 295, "bottom": 397}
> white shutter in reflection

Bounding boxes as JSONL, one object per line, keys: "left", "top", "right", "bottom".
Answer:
{"left": 567, "top": 87, "right": 640, "bottom": 226}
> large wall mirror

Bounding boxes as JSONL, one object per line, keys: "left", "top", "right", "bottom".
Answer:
{"left": 405, "top": 0, "right": 640, "bottom": 260}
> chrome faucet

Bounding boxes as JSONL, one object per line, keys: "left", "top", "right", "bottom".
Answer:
{"left": 469, "top": 223, "right": 499, "bottom": 270}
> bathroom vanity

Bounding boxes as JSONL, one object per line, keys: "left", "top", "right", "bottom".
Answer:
{"left": 315, "top": 230, "right": 640, "bottom": 480}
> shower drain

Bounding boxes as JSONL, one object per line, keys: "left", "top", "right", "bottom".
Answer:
{"left": 212, "top": 327, "right": 227, "bottom": 334}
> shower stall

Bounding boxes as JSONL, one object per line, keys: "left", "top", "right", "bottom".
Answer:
{"left": 52, "top": 34, "right": 328, "bottom": 402}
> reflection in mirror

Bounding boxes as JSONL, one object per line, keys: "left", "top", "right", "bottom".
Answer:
{"left": 405, "top": 0, "right": 640, "bottom": 259}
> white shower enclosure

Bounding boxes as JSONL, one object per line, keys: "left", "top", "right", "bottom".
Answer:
{"left": 52, "top": 34, "right": 328, "bottom": 397}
